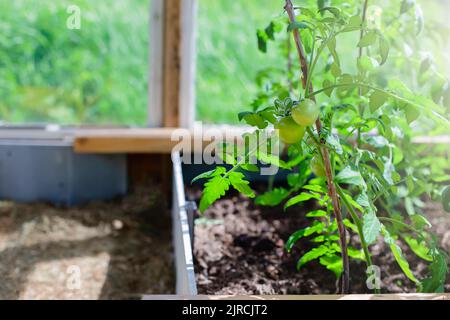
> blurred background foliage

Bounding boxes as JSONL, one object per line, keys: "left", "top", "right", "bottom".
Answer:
{"left": 0, "top": 0, "right": 149, "bottom": 126}
{"left": 0, "top": 0, "right": 448, "bottom": 126}
{"left": 197, "top": 0, "right": 450, "bottom": 125}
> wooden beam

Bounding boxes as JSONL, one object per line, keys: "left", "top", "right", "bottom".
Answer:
{"left": 163, "top": 0, "right": 182, "bottom": 127}
{"left": 72, "top": 127, "right": 448, "bottom": 154}
{"left": 148, "top": 0, "right": 164, "bottom": 127}
{"left": 73, "top": 127, "right": 246, "bottom": 154}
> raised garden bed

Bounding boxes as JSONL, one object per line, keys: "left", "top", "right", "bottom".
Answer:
{"left": 172, "top": 153, "right": 450, "bottom": 296}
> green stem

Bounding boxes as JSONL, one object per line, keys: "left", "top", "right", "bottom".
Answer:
{"left": 306, "top": 126, "right": 321, "bottom": 146}
{"left": 378, "top": 217, "right": 424, "bottom": 236}
{"left": 335, "top": 185, "right": 380, "bottom": 294}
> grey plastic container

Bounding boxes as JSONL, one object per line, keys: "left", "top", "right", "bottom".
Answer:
{"left": 0, "top": 140, "right": 127, "bottom": 205}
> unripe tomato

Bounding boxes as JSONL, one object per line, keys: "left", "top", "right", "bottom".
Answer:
{"left": 310, "top": 155, "right": 326, "bottom": 177}
{"left": 292, "top": 99, "right": 320, "bottom": 126}
{"left": 275, "top": 116, "right": 306, "bottom": 144}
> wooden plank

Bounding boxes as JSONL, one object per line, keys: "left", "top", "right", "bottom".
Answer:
{"left": 72, "top": 126, "right": 449, "bottom": 154}
{"left": 73, "top": 126, "right": 247, "bottom": 154}
{"left": 148, "top": 0, "right": 164, "bottom": 127}
{"left": 179, "top": 0, "right": 197, "bottom": 128}
{"left": 163, "top": 0, "right": 182, "bottom": 127}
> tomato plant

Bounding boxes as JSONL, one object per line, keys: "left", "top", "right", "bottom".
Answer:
{"left": 193, "top": 0, "right": 449, "bottom": 294}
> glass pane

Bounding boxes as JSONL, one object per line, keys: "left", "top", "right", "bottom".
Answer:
{"left": 196, "top": 0, "right": 283, "bottom": 124}
{"left": 0, "top": 0, "right": 149, "bottom": 126}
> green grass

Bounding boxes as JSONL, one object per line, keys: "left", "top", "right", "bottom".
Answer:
{"left": 0, "top": 0, "right": 149, "bottom": 126}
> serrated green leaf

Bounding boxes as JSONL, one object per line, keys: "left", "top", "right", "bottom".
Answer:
{"left": 317, "top": 0, "right": 331, "bottom": 12}
{"left": 229, "top": 172, "right": 255, "bottom": 198}
{"left": 306, "top": 209, "right": 328, "bottom": 218}
{"left": 402, "top": 235, "right": 432, "bottom": 262}
{"left": 343, "top": 219, "right": 359, "bottom": 233}
{"left": 199, "top": 175, "right": 231, "bottom": 213}
{"left": 335, "top": 166, "right": 366, "bottom": 189}
{"left": 297, "top": 245, "right": 329, "bottom": 269}
{"left": 410, "top": 214, "right": 432, "bottom": 229}
{"left": 318, "top": 6, "right": 341, "bottom": 18}
{"left": 319, "top": 254, "right": 343, "bottom": 278}
{"left": 331, "top": 62, "right": 341, "bottom": 78}
{"left": 343, "top": 15, "right": 362, "bottom": 32}
{"left": 379, "top": 36, "right": 390, "bottom": 65}
{"left": 286, "top": 222, "right": 325, "bottom": 252}
{"left": 421, "top": 252, "right": 448, "bottom": 293}
{"left": 240, "top": 163, "right": 259, "bottom": 172}
{"left": 369, "top": 90, "right": 388, "bottom": 113}
{"left": 287, "top": 21, "right": 310, "bottom": 32}
{"left": 303, "top": 184, "right": 326, "bottom": 193}
{"left": 404, "top": 104, "right": 420, "bottom": 124}
{"left": 356, "top": 191, "right": 370, "bottom": 208}
{"left": 363, "top": 210, "right": 382, "bottom": 244}
{"left": 323, "top": 79, "right": 334, "bottom": 96}
{"left": 348, "top": 247, "right": 366, "bottom": 260}
{"left": 192, "top": 167, "right": 226, "bottom": 184}
{"left": 240, "top": 112, "right": 268, "bottom": 129}
{"left": 326, "top": 133, "right": 343, "bottom": 155}
{"left": 255, "top": 187, "right": 290, "bottom": 206}
{"left": 383, "top": 161, "right": 395, "bottom": 185}
{"left": 284, "top": 192, "right": 317, "bottom": 210}
{"left": 287, "top": 173, "right": 304, "bottom": 188}
{"left": 257, "top": 29, "right": 268, "bottom": 53}
{"left": 264, "top": 21, "right": 276, "bottom": 40}
{"left": 357, "top": 31, "right": 378, "bottom": 47}
{"left": 384, "top": 229, "right": 420, "bottom": 284}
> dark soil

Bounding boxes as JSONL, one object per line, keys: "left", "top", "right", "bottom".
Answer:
{"left": 188, "top": 188, "right": 450, "bottom": 295}
{"left": 0, "top": 186, "right": 174, "bottom": 299}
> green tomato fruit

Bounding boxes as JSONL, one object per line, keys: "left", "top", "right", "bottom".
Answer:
{"left": 310, "top": 155, "right": 326, "bottom": 177}
{"left": 275, "top": 116, "right": 306, "bottom": 144}
{"left": 292, "top": 99, "right": 320, "bottom": 126}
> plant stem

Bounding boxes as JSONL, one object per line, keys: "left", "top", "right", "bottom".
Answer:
{"left": 335, "top": 184, "right": 381, "bottom": 294}
{"left": 284, "top": 0, "right": 350, "bottom": 294}
{"left": 287, "top": 35, "right": 293, "bottom": 95}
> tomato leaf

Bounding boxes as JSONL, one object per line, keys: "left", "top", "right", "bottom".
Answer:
{"left": 383, "top": 229, "right": 420, "bottom": 284}
{"left": 191, "top": 167, "right": 226, "bottom": 184}
{"left": 199, "top": 176, "right": 231, "bottom": 213}
{"left": 369, "top": 90, "right": 388, "bottom": 113}
{"left": 286, "top": 222, "right": 325, "bottom": 252}
{"left": 229, "top": 172, "right": 255, "bottom": 198}
{"left": 363, "top": 210, "right": 382, "bottom": 244}
{"left": 297, "top": 245, "right": 329, "bottom": 269}
{"left": 335, "top": 166, "right": 366, "bottom": 189}
{"left": 255, "top": 187, "right": 290, "bottom": 207}
{"left": 284, "top": 192, "right": 317, "bottom": 210}
{"left": 357, "top": 31, "right": 378, "bottom": 48}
